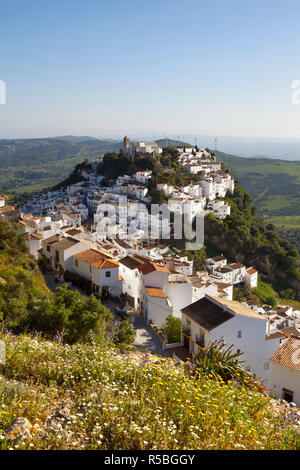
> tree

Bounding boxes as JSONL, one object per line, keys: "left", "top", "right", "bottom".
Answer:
{"left": 161, "top": 315, "right": 181, "bottom": 343}
{"left": 117, "top": 318, "right": 136, "bottom": 349}
{"left": 21, "top": 285, "right": 113, "bottom": 344}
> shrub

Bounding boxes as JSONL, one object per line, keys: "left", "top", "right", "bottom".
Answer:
{"left": 161, "top": 315, "right": 181, "bottom": 343}
{"left": 189, "top": 340, "right": 254, "bottom": 386}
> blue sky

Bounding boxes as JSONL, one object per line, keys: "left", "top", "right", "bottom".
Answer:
{"left": 1, "top": 0, "right": 300, "bottom": 139}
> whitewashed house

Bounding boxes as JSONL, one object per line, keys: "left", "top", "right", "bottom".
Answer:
{"left": 72, "top": 248, "right": 122, "bottom": 297}
{"left": 118, "top": 255, "right": 148, "bottom": 308}
{"left": 42, "top": 236, "right": 89, "bottom": 279}
{"left": 143, "top": 287, "right": 173, "bottom": 327}
{"left": 270, "top": 335, "right": 300, "bottom": 406}
{"left": 180, "top": 295, "right": 283, "bottom": 387}
{"left": 206, "top": 256, "right": 227, "bottom": 271}
{"left": 245, "top": 267, "right": 258, "bottom": 288}
{"left": 23, "top": 232, "right": 42, "bottom": 259}
{"left": 134, "top": 170, "right": 152, "bottom": 185}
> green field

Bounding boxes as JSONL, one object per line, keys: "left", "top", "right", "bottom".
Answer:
{"left": 0, "top": 155, "right": 87, "bottom": 194}
{"left": 216, "top": 151, "right": 300, "bottom": 251}
{"left": 0, "top": 136, "right": 121, "bottom": 195}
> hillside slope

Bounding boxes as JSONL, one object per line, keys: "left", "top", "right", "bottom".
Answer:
{"left": 205, "top": 183, "right": 300, "bottom": 298}
{"left": 0, "top": 137, "right": 121, "bottom": 193}
{"left": 215, "top": 150, "right": 300, "bottom": 252}
{"left": 0, "top": 331, "right": 299, "bottom": 450}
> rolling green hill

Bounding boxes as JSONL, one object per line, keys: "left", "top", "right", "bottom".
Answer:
{"left": 215, "top": 151, "right": 300, "bottom": 252}
{"left": 0, "top": 137, "right": 121, "bottom": 193}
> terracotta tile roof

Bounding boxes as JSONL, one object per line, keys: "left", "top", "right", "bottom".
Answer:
{"left": 0, "top": 205, "right": 15, "bottom": 213}
{"left": 228, "top": 263, "right": 245, "bottom": 270}
{"left": 246, "top": 267, "right": 257, "bottom": 275}
{"left": 93, "top": 259, "right": 119, "bottom": 269}
{"left": 74, "top": 249, "right": 119, "bottom": 269}
{"left": 265, "top": 331, "right": 285, "bottom": 340}
{"left": 278, "top": 326, "right": 300, "bottom": 338}
{"left": 211, "top": 256, "right": 226, "bottom": 262}
{"left": 270, "top": 337, "right": 300, "bottom": 371}
{"left": 119, "top": 255, "right": 149, "bottom": 270}
{"left": 138, "top": 262, "right": 170, "bottom": 275}
{"left": 65, "top": 228, "right": 82, "bottom": 236}
{"left": 43, "top": 234, "right": 59, "bottom": 244}
{"left": 145, "top": 287, "right": 167, "bottom": 298}
{"left": 24, "top": 233, "right": 42, "bottom": 240}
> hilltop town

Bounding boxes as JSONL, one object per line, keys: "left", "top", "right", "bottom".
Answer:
{"left": 1, "top": 138, "right": 300, "bottom": 406}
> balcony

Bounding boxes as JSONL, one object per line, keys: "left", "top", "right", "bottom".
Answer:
{"left": 195, "top": 335, "right": 205, "bottom": 347}
{"left": 182, "top": 326, "right": 191, "bottom": 336}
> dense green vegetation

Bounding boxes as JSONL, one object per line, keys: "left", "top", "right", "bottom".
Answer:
{"left": 191, "top": 340, "right": 252, "bottom": 386}
{"left": 0, "top": 218, "right": 134, "bottom": 347}
{"left": 205, "top": 183, "right": 300, "bottom": 298}
{"left": 161, "top": 315, "right": 181, "bottom": 343}
{"left": 215, "top": 150, "right": 300, "bottom": 252}
{"left": 233, "top": 279, "right": 278, "bottom": 308}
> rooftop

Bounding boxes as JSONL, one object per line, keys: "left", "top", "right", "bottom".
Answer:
{"left": 145, "top": 287, "right": 167, "bottom": 299}
{"left": 74, "top": 248, "right": 119, "bottom": 269}
{"left": 138, "top": 262, "right": 170, "bottom": 275}
{"left": 271, "top": 336, "right": 300, "bottom": 371}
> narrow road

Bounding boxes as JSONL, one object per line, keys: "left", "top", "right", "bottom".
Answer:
{"left": 132, "top": 316, "right": 170, "bottom": 357}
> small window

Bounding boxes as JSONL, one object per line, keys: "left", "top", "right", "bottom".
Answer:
{"left": 105, "top": 271, "right": 111, "bottom": 278}
{"left": 282, "top": 388, "right": 294, "bottom": 403}
{"left": 237, "top": 330, "right": 242, "bottom": 338}
{"left": 47, "top": 245, "right": 50, "bottom": 252}
{"left": 75, "top": 259, "right": 79, "bottom": 267}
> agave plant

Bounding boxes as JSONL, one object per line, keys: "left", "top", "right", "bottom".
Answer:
{"left": 189, "top": 339, "right": 256, "bottom": 386}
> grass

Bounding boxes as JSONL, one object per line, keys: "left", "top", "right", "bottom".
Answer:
{"left": 0, "top": 155, "right": 87, "bottom": 194}
{"left": 216, "top": 151, "right": 300, "bottom": 218}
{"left": 264, "top": 216, "right": 300, "bottom": 229}
{"left": 215, "top": 150, "right": 300, "bottom": 253}
{"left": 0, "top": 330, "right": 299, "bottom": 450}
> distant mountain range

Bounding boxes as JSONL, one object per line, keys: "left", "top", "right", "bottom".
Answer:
{"left": 0, "top": 137, "right": 122, "bottom": 169}
{"left": 0, "top": 137, "right": 121, "bottom": 194}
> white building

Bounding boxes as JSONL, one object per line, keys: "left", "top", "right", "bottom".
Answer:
{"left": 134, "top": 170, "right": 153, "bottom": 185}
{"left": 72, "top": 248, "right": 122, "bottom": 297}
{"left": 118, "top": 255, "right": 148, "bottom": 309}
{"left": 42, "top": 236, "right": 89, "bottom": 279}
{"left": 270, "top": 335, "right": 300, "bottom": 406}
{"left": 245, "top": 267, "right": 258, "bottom": 288}
{"left": 180, "top": 295, "right": 282, "bottom": 387}
{"left": 135, "top": 142, "right": 162, "bottom": 155}
{"left": 23, "top": 232, "right": 42, "bottom": 259}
